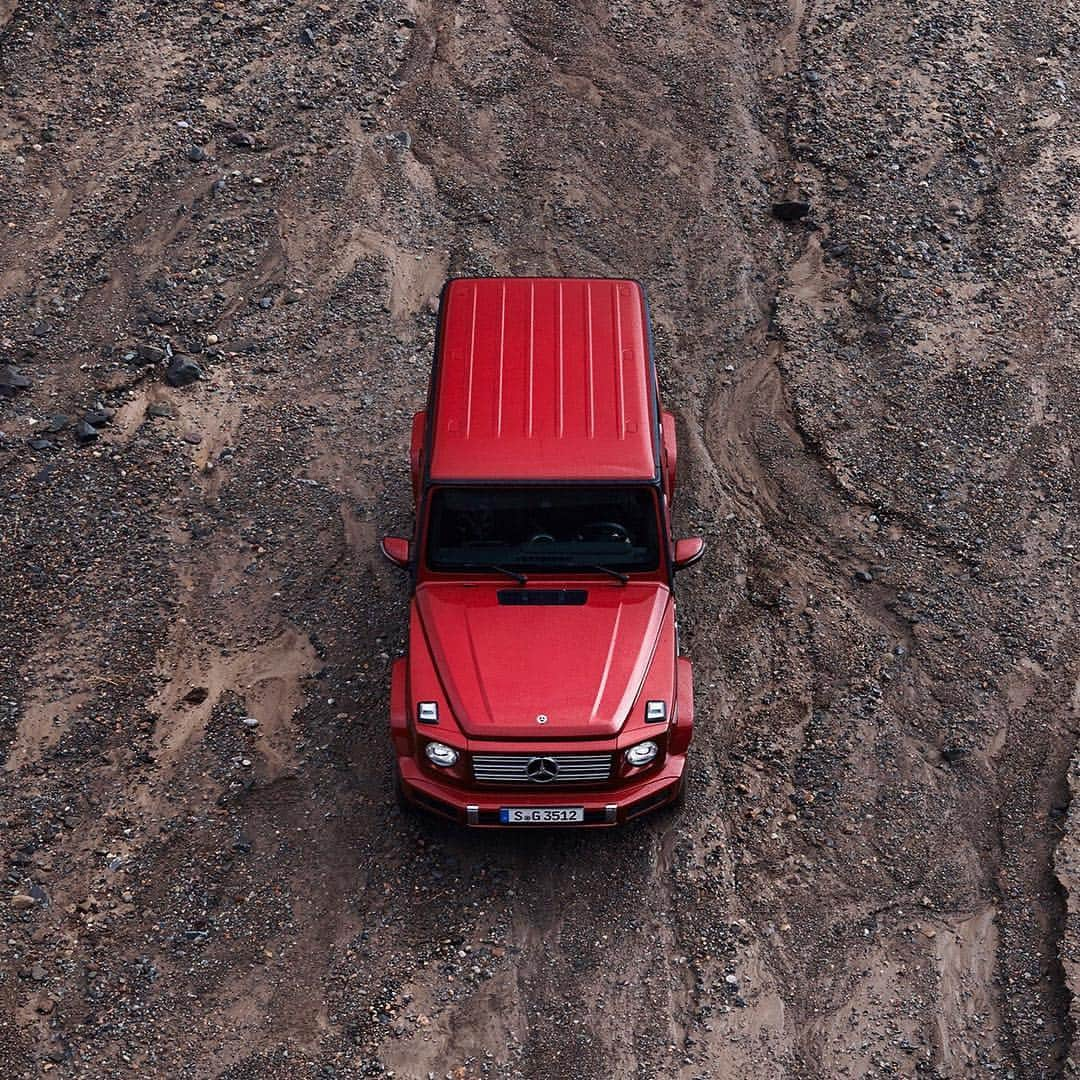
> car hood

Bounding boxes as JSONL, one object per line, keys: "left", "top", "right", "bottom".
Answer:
{"left": 414, "top": 582, "right": 671, "bottom": 738}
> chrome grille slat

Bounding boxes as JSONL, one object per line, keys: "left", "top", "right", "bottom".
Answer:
{"left": 472, "top": 752, "right": 613, "bottom": 784}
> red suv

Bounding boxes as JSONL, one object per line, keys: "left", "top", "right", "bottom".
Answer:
{"left": 381, "top": 278, "right": 704, "bottom": 826}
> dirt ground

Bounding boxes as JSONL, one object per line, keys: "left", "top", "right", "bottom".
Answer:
{"left": 1, "top": 0, "right": 1078, "bottom": 1077}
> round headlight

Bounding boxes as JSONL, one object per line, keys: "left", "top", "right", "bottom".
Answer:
{"left": 424, "top": 741, "right": 459, "bottom": 767}
{"left": 625, "top": 740, "right": 659, "bottom": 767}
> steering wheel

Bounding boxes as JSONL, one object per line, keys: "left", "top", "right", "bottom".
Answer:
{"left": 526, "top": 532, "right": 557, "bottom": 544}
{"left": 580, "top": 521, "right": 632, "bottom": 545}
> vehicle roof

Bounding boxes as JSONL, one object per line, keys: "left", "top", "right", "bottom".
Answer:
{"left": 426, "top": 277, "right": 659, "bottom": 483}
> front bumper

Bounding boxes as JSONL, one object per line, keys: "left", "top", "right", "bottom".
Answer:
{"left": 397, "top": 751, "right": 686, "bottom": 827}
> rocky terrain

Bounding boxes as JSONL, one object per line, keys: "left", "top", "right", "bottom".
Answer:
{"left": 1, "top": 0, "right": 1078, "bottom": 1077}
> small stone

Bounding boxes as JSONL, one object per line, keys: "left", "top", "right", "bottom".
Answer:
{"left": 74, "top": 420, "right": 98, "bottom": 444}
{"left": 941, "top": 746, "right": 966, "bottom": 765}
{"left": 771, "top": 200, "right": 812, "bottom": 222}
{"left": 206, "top": 333, "right": 219, "bottom": 345}
{"left": 0, "top": 364, "right": 31, "bottom": 397}
{"left": 83, "top": 407, "right": 114, "bottom": 428}
{"left": 165, "top": 355, "right": 202, "bottom": 387}
{"left": 11, "top": 894, "right": 37, "bottom": 910}
{"left": 241, "top": 716, "right": 259, "bottom": 728}
{"left": 182, "top": 432, "right": 203, "bottom": 445}
{"left": 211, "top": 179, "right": 227, "bottom": 194}
{"left": 853, "top": 569, "right": 873, "bottom": 583}
{"left": 227, "top": 130, "right": 258, "bottom": 149}
{"left": 389, "top": 130, "right": 412, "bottom": 151}
{"left": 258, "top": 296, "right": 273, "bottom": 309}
{"left": 136, "top": 344, "right": 167, "bottom": 364}
{"left": 28, "top": 438, "right": 54, "bottom": 451}
{"left": 284, "top": 289, "right": 303, "bottom": 304}
{"left": 147, "top": 402, "right": 176, "bottom": 419}
{"left": 187, "top": 145, "right": 206, "bottom": 162}
{"left": 45, "top": 413, "right": 69, "bottom": 432}
{"left": 300, "top": 26, "right": 316, "bottom": 45}
{"left": 30, "top": 963, "right": 47, "bottom": 982}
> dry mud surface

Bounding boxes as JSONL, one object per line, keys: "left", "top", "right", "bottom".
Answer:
{"left": 1, "top": 1, "right": 1078, "bottom": 1077}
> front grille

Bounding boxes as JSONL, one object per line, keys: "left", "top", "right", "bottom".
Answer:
{"left": 472, "top": 753, "right": 613, "bottom": 784}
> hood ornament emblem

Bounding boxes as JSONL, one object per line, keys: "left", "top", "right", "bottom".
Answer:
{"left": 526, "top": 756, "right": 559, "bottom": 782}
{"left": 536, "top": 714, "right": 548, "bottom": 724}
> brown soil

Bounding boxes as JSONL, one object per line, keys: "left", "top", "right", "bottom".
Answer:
{"left": 1, "top": 0, "right": 1078, "bottom": 1078}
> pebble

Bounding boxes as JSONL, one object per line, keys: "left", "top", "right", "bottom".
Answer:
{"left": 74, "top": 420, "right": 99, "bottom": 444}
{"left": 165, "top": 355, "right": 203, "bottom": 387}
{"left": 771, "top": 200, "right": 812, "bottom": 222}
{"left": 0, "top": 364, "right": 31, "bottom": 396}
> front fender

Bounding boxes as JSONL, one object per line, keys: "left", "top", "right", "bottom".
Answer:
{"left": 389, "top": 657, "right": 410, "bottom": 756}
{"left": 670, "top": 657, "right": 694, "bottom": 755}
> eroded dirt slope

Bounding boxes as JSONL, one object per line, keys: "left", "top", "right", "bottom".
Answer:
{"left": 1, "top": 0, "right": 1078, "bottom": 1077}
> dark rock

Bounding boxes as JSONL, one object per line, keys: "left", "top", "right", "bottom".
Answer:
{"left": 144, "top": 308, "right": 169, "bottom": 326}
{"left": 227, "top": 130, "right": 258, "bottom": 149}
{"left": 165, "top": 355, "right": 202, "bottom": 387}
{"left": 147, "top": 402, "right": 176, "bottom": 419}
{"left": 74, "top": 420, "right": 99, "bottom": 444}
{"left": 853, "top": 569, "right": 874, "bottom": 583}
{"left": 771, "top": 200, "right": 812, "bottom": 222}
{"left": 187, "top": 145, "right": 206, "bottom": 162}
{"left": 300, "top": 26, "right": 316, "bottom": 45}
{"left": 28, "top": 438, "right": 55, "bottom": 451}
{"left": 183, "top": 432, "right": 203, "bottom": 445}
{"left": 83, "top": 407, "right": 114, "bottom": 427}
{"left": 389, "top": 130, "right": 412, "bottom": 151}
{"left": 211, "top": 179, "right": 227, "bottom": 194}
{"left": 258, "top": 296, "right": 273, "bottom": 309}
{"left": 45, "top": 413, "right": 69, "bottom": 432}
{"left": 32, "top": 320, "right": 51, "bottom": 337}
{"left": 941, "top": 746, "right": 966, "bottom": 765}
{"left": 0, "top": 365, "right": 31, "bottom": 396}
{"left": 284, "top": 289, "right": 303, "bottom": 304}
{"left": 136, "top": 344, "right": 167, "bottom": 363}
{"left": 30, "top": 963, "right": 47, "bottom": 982}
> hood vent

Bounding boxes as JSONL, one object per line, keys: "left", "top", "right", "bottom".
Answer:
{"left": 497, "top": 589, "right": 588, "bottom": 606}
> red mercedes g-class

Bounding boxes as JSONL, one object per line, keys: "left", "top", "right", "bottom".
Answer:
{"left": 381, "top": 277, "right": 704, "bottom": 826}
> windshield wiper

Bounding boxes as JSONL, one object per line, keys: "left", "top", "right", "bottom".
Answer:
{"left": 587, "top": 564, "right": 629, "bottom": 585}
{"left": 460, "top": 563, "right": 528, "bottom": 585}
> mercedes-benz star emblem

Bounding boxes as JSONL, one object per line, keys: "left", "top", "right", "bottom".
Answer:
{"left": 525, "top": 756, "right": 559, "bottom": 783}
{"left": 536, "top": 714, "right": 548, "bottom": 724}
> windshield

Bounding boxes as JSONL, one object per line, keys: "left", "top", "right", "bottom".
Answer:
{"left": 426, "top": 486, "right": 661, "bottom": 573}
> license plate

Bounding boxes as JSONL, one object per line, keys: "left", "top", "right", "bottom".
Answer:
{"left": 499, "top": 806, "right": 585, "bottom": 824}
